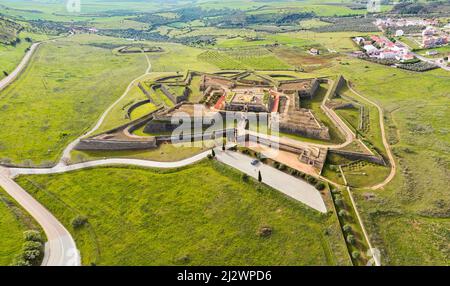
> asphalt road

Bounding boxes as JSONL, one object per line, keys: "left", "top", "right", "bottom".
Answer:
{"left": 0, "top": 167, "right": 80, "bottom": 266}
{"left": 10, "top": 146, "right": 326, "bottom": 213}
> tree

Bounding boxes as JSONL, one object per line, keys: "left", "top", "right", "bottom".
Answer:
{"left": 258, "top": 170, "right": 262, "bottom": 182}
{"left": 22, "top": 241, "right": 43, "bottom": 252}
{"left": 71, "top": 215, "right": 88, "bottom": 229}
{"left": 23, "top": 230, "right": 43, "bottom": 243}
{"left": 315, "top": 181, "right": 325, "bottom": 190}
{"left": 346, "top": 234, "right": 356, "bottom": 245}
{"left": 338, "top": 209, "right": 347, "bottom": 217}
{"left": 343, "top": 224, "right": 352, "bottom": 233}
{"left": 352, "top": 251, "right": 360, "bottom": 259}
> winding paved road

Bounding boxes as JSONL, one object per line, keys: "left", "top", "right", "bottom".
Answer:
{"left": 9, "top": 147, "right": 327, "bottom": 213}
{"left": 0, "top": 167, "right": 80, "bottom": 266}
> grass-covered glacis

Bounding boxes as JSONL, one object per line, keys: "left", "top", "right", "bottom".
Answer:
{"left": 15, "top": 160, "right": 351, "bottom": 266}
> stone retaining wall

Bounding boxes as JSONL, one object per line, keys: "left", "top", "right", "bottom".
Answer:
{"left": 156, "top": 128, "right": 235, "bottom": 143}
{"left": 75, "top": 138, "right": 157, "bottom": 151}
{"left": 279, "top": 123, "right": 330, "bottom": 140}
{"left": 126, "top": 99, "right": 151, "bottom": 118}
{"left": 159, "top": 84, "right": 189, "bottom": 104}
{"left": 329, "top": 149, "right": 386, "bottom": 166}
{"left": 329, "top": 75, "right": 345, "bottom": 98}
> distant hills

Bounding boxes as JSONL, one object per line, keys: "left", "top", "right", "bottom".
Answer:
{"left": 0, "top": 17, "right": 22, "bottom": 45}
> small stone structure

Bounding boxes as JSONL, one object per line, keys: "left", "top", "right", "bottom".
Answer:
{"left": 144, "top": 103, "right": 216, "bottom": 134}
{"left": 278, "top": 79, "right": 319, "bottom": 99}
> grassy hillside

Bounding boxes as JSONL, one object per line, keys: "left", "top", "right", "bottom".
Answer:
{"left": 315, "top": 57, "right": 450, "bottom": 265}
{"left": 15, "top": 160, "right": 351, "bottom": 266}
{"left": 0, "top": 16, "right": 22, "bottom": 44}
{"left": 0, "top": 34, "right": 147, "bottom": 166}
{"left": 0, "top": 187, "right": 40, "bottom": 265}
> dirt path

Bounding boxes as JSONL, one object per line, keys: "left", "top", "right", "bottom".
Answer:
{"left": 347, "top": 82, "right": 397, "bottom": 190}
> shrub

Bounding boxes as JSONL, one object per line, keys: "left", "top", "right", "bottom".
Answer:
{"left": 315, "top": 182, "right": 325, "bottom": 190}
{"left": 71, "top": 215, "right": 88, "bottom": 229}
{"left": 10, "top": 257, "right": 31, "bottom": 266}
{"left": 175, "top": 255, "right": 191, "bottom": 264}
{"left": 23, "top": 249, "right": 42, "bottom": 262}
{"left": 343, "top": 224, "right": 352, "bottom": 233}
{"left": 331, "top": 189, "right": 340, "bottom": 194}
{"left": 346, "top": 234, "right": 356, "bottom": 245}
{"left": 335, "top": 198, "right": 344, "bottom": 207}
{"left": 241, "top": 173, "right": 249, "bottom": 182}
{"left": 258, "top": 226, "right": 272, "bottom": 238}
{"left": 229, "top": 145, "right": 237, "bottom": 151}
{"left": 22, "top": 241, "right": 43, "bottom": 252}
{"left": 352, "top": 251, "right": 361, "bottom": 259}
{"left": 23, "top": 230, "right": 43, "bottom": 243}
{"left": 338, "top": 210, "right": 348, "bottom": 217}
{"left": 306, "top": 176, "right": 317, "bottom": 185}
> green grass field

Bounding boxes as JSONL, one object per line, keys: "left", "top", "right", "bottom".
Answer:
{"left": 299, "top": 84, "right": 345, "bottom": 144}
{"left": 314, "top": 56, "right": 450, "bottom": 265}
{"left": 0, "top": 34, "right": 147, "bottom": 166}
{"left": 15, "top": 160, "right": 351, "bottom": 266}
{"left": 70, "top": 141, "right": 211, "bottom": 163}
{"left": 337, "top": 86, "right": 386, "bottom": 157}
{"left": 0, "top": 40, "right": 31, "bottom": 80}
{"left": 341, "top": 161, "right": 390, "bottom": 188}
{"left": 0, "top": 187, "right": 41, "bottom": 265}
{"left": 0, "top": 31, "right": 51, "bottom": 80}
